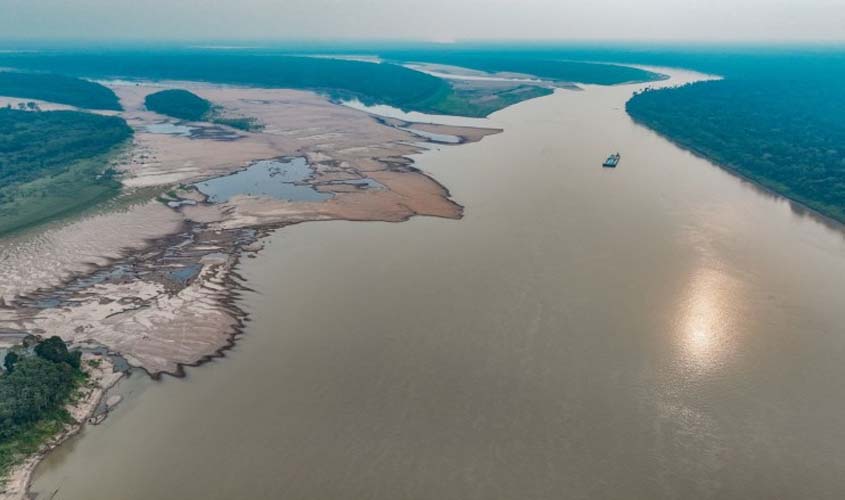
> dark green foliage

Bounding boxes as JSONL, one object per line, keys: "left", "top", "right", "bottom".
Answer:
{"left": 0, "top": 357, "right": 77, "bottom": 440}
{"left": 627, "top": 79, "right": 845, "bottom": 222}
{"left": 0, "top": 337, "right": 84, "bottom": 479}
{"left": 0, "top": 71, "right": 121, "bottom": 110}
{"left": 0, "top": 108, "right": 132, "bottom": 235}
{"left": 0, "top": 52, "right": 449, "bottom": 111}
{"left": 0, "top": 50, "right": 601, "bottom": 117}
{"left": 143, "top": 89, "right": 265, "bottom": 129}
{"left": 388, "top": 55, "right": 664, "bottom": 85}
{"left": 0, "top": 108, "right": 131, "bottom": 186}
{"left": 415, "top": 83, "right": 553, "bottom": 118}
{"left": 375, "top": 45, "right": 845, "bottom": 83}
{"left": 34, "top": 336, "right": 81, "bottom": 369}
{"left": 3, "top": 352, "right": 18, "bottom": 374}
{"left": 145, "top": 89, "right": 211, "bottom": 121}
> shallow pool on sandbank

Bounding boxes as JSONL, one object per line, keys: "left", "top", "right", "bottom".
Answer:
{"left": 193, "top": 157, "right": 331, "bottom": 203}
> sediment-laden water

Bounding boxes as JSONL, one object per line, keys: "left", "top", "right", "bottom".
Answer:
{"left": 30, "top": 69, "right": 845, "bottom": 499}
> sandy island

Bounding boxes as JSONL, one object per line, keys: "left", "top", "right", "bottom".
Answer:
{"left": 0, "top": 82, "right": 500, "bottom": 375}
{"left": 0, "top": 80, "right": 502, "bottom": 497}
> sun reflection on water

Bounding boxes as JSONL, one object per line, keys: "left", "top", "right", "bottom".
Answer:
{"left": 676, "top": 266, "right": 744, "bottom": 375}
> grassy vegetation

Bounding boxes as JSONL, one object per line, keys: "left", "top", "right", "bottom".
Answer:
{"left": 414, "top": 82, "right": 554, "bottom": 117}
{"left": 627, "top": 79, "right": 845, "bottom": 222}
{"left": 1, "top": 337, "right": 85, "bottom": 484}
{"left": 0, "top": 71, "right": 121, "bottom": 110}
{"left": 0, "top": 108, "right": 132, "bottom": 235}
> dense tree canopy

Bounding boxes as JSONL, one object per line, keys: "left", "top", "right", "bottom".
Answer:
{"left": 0, "top": 71, "right": 122, "bottom": 110}
{"left": 0, "top": 356, "right": 77, "bottom": 441}
{"left": 145, "top": 89, "right": 211, "bottom": 121}
{"left": 627, "top": 79, "right": 845, "bottom": 221}
{"left": 0, "top": 108, "right": 131, "bottom": 187}
{"left": 0, "top": 108, "right": 132, "bottom": 235}
{"left": 2, "top": 352, "right": 18, "bottom": 374}
{"left": 0, "top": 52, "right": 449, "bottom": 112}
{"left": 384, "top": 53, "right": 665, "bottom": 85}
{"left": 0, "top": 336, "right": 84, "bottom": 480}
{"left": 33, "top": 336, "right": 82, "bottom": 369}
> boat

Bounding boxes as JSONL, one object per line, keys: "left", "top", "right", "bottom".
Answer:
{"left": 603, "top": 153, "right": 621, "bottom": 168}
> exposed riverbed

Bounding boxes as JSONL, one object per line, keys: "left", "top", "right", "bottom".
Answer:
{"left": 29, "top": 68, "right": 845, "bottom": 499}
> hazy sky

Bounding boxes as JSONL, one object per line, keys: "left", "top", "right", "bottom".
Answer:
{"left": 1, "top": 0, "right": 844, "bottom": 42}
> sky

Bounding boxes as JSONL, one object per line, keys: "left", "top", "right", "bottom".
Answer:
{"left": 1, "top": 0, "right": 844, "bottom": 42}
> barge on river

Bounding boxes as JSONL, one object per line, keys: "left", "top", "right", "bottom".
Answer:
{"left": 603, "top": 153, "right": 621, "bottom": 168}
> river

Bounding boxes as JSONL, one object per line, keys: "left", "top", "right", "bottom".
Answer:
{"left": 30, "top": 68, "right": 845, "bottom": 499}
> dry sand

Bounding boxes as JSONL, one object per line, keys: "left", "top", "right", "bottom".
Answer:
{"left": 0, "top": 81, "right": 501, "bottom": 376}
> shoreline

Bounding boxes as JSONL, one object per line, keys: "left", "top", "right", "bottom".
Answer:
{"left": 0, "top": 82, "right": 506, "bottom": 496}
{"left": 622, "top": 65, "right": 845, "bottom": 230}
{"left": 0, "top": 71, "right": 691, "bottom": 496}
{"left": 9, "top": 64, "right": 844, "bottom": 496}
{"left": 0, "top": 354, "right": 124, "bottom": 500}
{"left": 627, "top": 113, "right": 845, "bottom": 232}
{"left": 0, "top": 82, "right": 502, "bottom": 376}
{"left": 0, "top": 66, "right": 749, "bottom": 498}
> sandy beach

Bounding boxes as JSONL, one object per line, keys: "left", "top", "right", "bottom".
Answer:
{"left": 0, "top": 81, "right": 501, "bottom": 375}
{"left": 0, "top": 80, "right": 503, "bottom": 494}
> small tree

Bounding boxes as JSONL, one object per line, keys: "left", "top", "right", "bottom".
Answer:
{"left": 34, "top": 336, "right": 71, "bottom": 364}
{"left": 33, "top": 336, "right": 82, "bottom": 370}
{"left": 3, "top": 351, "right": 19, "bottom": 373}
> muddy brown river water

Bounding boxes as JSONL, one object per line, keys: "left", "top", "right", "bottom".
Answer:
{"left": 30, "top": 68, "right": 845, "bottom": 499}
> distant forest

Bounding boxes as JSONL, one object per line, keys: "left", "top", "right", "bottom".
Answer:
{"left": 1, "top": 46, "right": 843, "bottom": 223}
{"left": 0, "top": 50, "right": 667, "bottom": 119}
{"left": 0, "top": 72, "right": 122, "bottom": 110}
{"left": 386, "top": 54, "right": 665, "bottom": 85}
{"left": 626, "top": 57, "right": 845, "bottom": 222}
{"left": 0, "top": 53, "right": 449, "bottom": 114}
{"left": 0, "top": 108, "right": 131, "bottom": 234}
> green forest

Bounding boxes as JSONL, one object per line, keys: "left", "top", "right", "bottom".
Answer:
{"left": 0, "top": 51, "right": 620, "bottom": 117}
{"left": 386, "top": 54, "right": 665, "bottom": 85}
{"left": 144, "top": 88, "right": 263, "bottom": 130}
{"left": 0, "top": 108, "right": 132, "bottom": 235}
{"left": 145, "top": 89, "right": 211, "bottom": 121}
{"left": 0, "top": 72, "right": 122, "bottom": 110}
{"left": 412, "top": 82, "right": 553, "bottom": 118}
{"left": 627, "top": 79, "right": 845, "bottom": 222}
{"left": 0, "top": 52, "right": 449, "bottom": 113}
{"left": 0, "top": 337, "right": 85, "bottom": 483}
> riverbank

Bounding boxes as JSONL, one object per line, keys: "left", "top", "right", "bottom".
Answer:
{"left": 0, "top": 353, "right": 123, "bottom": 500}
{"left": 0, "top": 81, "right": 502, "bottom": 376}
{"left": 24, "top": 63, "right": 845, "bottom": 499}
{"left": 625, "top": 75, "right": 845, "bottom": 224}
{"left": 627, "top": 111, "right": 845, "bottom": 230}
